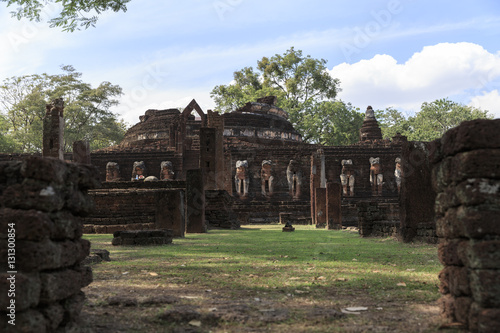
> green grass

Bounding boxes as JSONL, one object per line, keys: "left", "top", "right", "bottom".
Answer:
{"left": 84, "top": 225, "right": 441, "bottom": 304}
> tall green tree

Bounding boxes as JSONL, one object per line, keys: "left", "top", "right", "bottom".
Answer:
{"left": 0, "top": 65, "right": 126, "bottom": 153}
{"left": 375, "top": 99, "right": 492, "bottom": 141}
{"left": 302, "top": 101, "right": 364, "bottom": 145}
{"left": 211, "top": 47, "right": 345, "bottom": 144}
{"left": 375, "top": 107, "right": 413, "bottom": 140}
{"left": 410, "top": 98, "right": 492, "bottom": 141}
{"left": 1, "top": 0, "right": 130, "bottom": 31}
{"left": 0, "top": 113, "right": 15, "bottom": 152}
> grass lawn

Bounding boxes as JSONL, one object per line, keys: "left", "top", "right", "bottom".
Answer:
{"left": 81, "top": 225, "right": 447, "bottom": 332}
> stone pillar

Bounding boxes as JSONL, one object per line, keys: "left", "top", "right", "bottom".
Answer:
{"left": 431, "top": 119, "right": 500, "bottom": 332}
{"left": 326, "top": 182, "right": 342, "bottom": 230}
{"left": 73, "top": 140, "right": 91, "bottom": 164}
{"left": 320, "top": 150, "right": 326, "bottom": 188}
{"left": 310, "top": 154, "right": 320, "bottom": 224}
{"left": 399, "top": 138, "right": 437, "bottom": 243}
{"left": 155, "top": 190, "right": 185, "bottom": 238}
{"left": 200, "top": 127, "right": 217, "bottom": 190}
{"left": 315, "top": 188, "right": 327, "bottom": 228}
{"left": 0, "top": 156, "right": 99, "bottom": 332}
{"left": 207, "top": 110, "right": 225, "bottom": 190}
{"left": 185, "top": 169, "right": 206, "bottom": 233}
{"left": 42, "top": 98, "right": 64, "bottom": 160}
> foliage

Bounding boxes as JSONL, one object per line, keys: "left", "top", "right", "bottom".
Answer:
{"left": 0, "top": 65, "right": 125, "bottom": 153}
{"left": 410, "top": 98, "right": 492, "bottom": 141}
{"left": 376, "top": 98, "right": 492, "bottom": 141}
{"left": 0, "top": 113, "right": 16, "bottom": 152}
{"left": 375, "top": 107, "right": 413, "bottom": 140}
{"left": 211, "top": 47, "right": 347, "bottom": 144}
{"left": 301, "top": 100, "right": 364, "bottom": 145}
{"left": 1, "top": 0, "right": 130, "bottom": 31}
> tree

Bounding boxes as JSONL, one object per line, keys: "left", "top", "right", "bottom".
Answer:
{"left": 211, "top": 47, "right": 344, "bottom": 144}
{"left": 0, "top": 113, "right": 15, "bottom": 152}
{"left": 375, "top": 107, "right": 412, "bottom": 140}
{"left": 409, "top": 98, "right": 492, "bottom": 141}
{"left": 1, "top": 0, "right": 130, "bottom": 31}
{"left": 0, "top": 65, "right": 126, "bottom": 153}
{"left": 301, "top": 101, "right": 364, "bottom": 145}
{"left": 375, "top": 99, "right": 492, "bottom": 142}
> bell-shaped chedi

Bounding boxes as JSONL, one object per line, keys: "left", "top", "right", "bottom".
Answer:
{"left": 359, "top": 105, "right": 383, "bottom": 142}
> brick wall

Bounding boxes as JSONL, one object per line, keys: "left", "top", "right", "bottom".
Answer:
{"left": 0, "top": 157, "right": 98, "bottom": 332}
{"left": 431, "top": 119, "right": 500, "bottom": 332}
{"left": 357, "top": 199, "right": 400, "bottom": 237}
{"left": 82, "top": 181, "right": 186, "bottom": 236}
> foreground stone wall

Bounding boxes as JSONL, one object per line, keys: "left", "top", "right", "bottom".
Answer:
{"left": 431, "top": 119, "right": 500, "bottom": 332}
{"left": 0, "top": 157, "right": 98, "bottom": 332}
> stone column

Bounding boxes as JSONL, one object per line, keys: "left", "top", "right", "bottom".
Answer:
{"left": 73, "top": 140, "right": 91, "bottom": 164}
{"left": 155, "top": 190, "right": 185, "bottom": 238}
{"left": 315, "top": 187, "right": 327, "bottom": 228}
{"left": 326, "top": 182, "right": 342, "bottom": 230}
{"left": 431, "top": 119, "right": 500, "bottom": 332}
{"left": 0, "top": 156, "right": 99, "bottom": 332}
{"left": 399, "top": 138, "right": 437, "bottom": 243}
{"left": 200, "top": 127, "right": 217, "bottom": 190}
{"left": 185, "top": 169, "right": 206, "bottom": 233}
{"left": 42, "top": 98, "right": 64, "bottom": 160}
{"left": 207, "top": 110, "right": 225, "bottom": 190}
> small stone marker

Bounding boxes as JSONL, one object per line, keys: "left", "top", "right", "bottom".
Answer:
{"left": 282, "top": 222, "right": 295, "bottom": 232}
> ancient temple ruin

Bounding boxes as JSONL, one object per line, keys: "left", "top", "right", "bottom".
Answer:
{"left": 0, "top": 96, "right": 439, "bottom": 241}
{"left": 45, "top": 96, "right": 429, "bottom": 242}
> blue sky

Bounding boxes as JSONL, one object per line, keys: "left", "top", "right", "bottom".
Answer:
{"left": 1, "top": 0, "right": 499, "bottom": 126}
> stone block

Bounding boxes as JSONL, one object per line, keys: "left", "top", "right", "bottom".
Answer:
{"left": 452, "top": 149, "right": 500, "bottom": 184}
{"left": 455, "top": 178, "right": 500, "bottom": 208}
{"left": 469, "top": 269, "right": 500, "bottom": 307}
{"left": 439, "top": 266, "right": 471, "bottom": 296}
{"left": 62, "top": 291, "right": 86, "bottom": 322}
{"left": 50, "top": 211, "right": 83, "bottom": 240}
{"left": 155, "top": 190, "right": 185, "bottom": 237}
{"left": 41, "top": 303, "right": 65, "bottom": 331}
{"left": 437, "top": 294, "right": 455, "bottom": 321}
{"left": 464, "top": 240, "right": 500, "bottom": 269}
{"left": 458, "top": 205, "right": 500, "bottom": 239}
{"left": 40, "top": 265, "right": 92, "bottom": 303}
{"left": 186, "top": 169, "right": 206, "bottom": 233}
{"left": 438, "top": 239, "right": 467, "bottom": 266}
{"left": 16, "top": 239, "right": 61, "bottom": 272}
{"left": 453, "top": 296, "right": 473, "bottom": 326}
{"left": 1, "top": 181, "right": 65, "bottom": 213}
{"left": 440, "top": 119, "right": 500, "bottom": 158}
{"left": 0, "top": 273, "right": 40, "bottom": 311}
{"left": 0, "top": 208, "right": 53, "bottom": 241}
{"left": 327, "top": 182, "right": 341, "bottom": 230}
{"left": 1, "top": 309, "right": 46, "bottom": 333}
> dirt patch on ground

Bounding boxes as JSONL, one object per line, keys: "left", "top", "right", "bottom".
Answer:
{"left": 79, "top": 281, "right": 451, "bottom": 332}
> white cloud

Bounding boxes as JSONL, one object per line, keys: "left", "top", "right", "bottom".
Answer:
{"left": 330, "top": 42, "right": 500, "bottom": 114}
{"left": 469, "top": 90, "right": 500, "bottom": 119}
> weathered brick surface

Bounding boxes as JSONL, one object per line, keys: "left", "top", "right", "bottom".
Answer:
{"left": 0, "top": 156, "right": 98, "bottom": 332}
{"left": 432, "top": 119, "right": 500, "bottom": 332}
{"left": 357, "top": 200, "right": 400, "bottom": 238}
